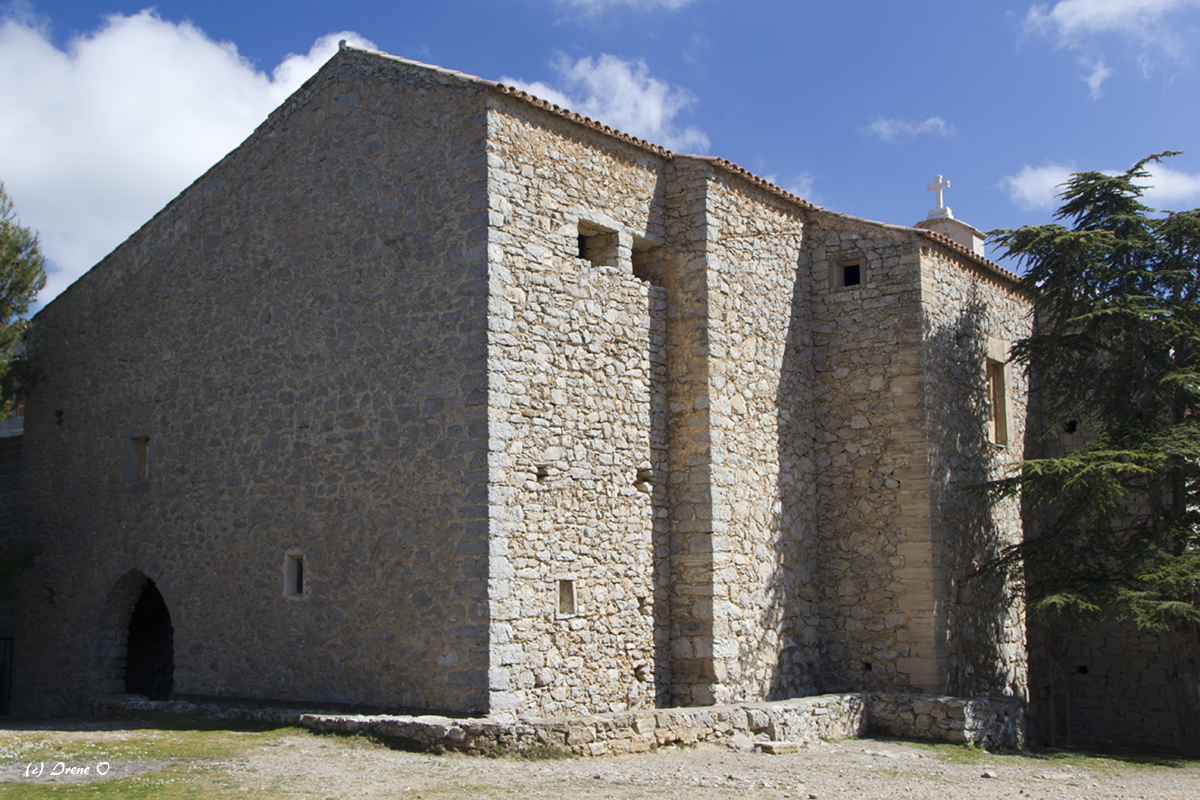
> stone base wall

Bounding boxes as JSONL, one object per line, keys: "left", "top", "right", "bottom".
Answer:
{"left": 1027, "top": 620, "right": 1177, "bottom": 751}
{"left": 91, "top": 691, "right": 1026, "bottom": 754}
{"left": 868, "top": 693, "right": 1026, "bottom": 750}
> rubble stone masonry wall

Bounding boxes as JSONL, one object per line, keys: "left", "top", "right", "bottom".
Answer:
{"left": 699, "top": 172, "right": 814, "bottom": 703}
{"left": 804, "top": 215, "right": 927, "bottom": 693}
{"left": 484, "top": 96, "right": 668, "bottom": 717}
{"left": 1028, "top": 620, "right": 1177, "bottom": 750}
{"left": 921, "top": 249, "right": 1030, "bottom": 699}
{"left": 16, "top": 52, "right": 494, "bottom": 715}
{"left": 10, "top": 45, "right": 1037, "bottom": 723}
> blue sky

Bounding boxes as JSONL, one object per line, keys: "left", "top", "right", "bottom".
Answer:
{"left": 3, "top": 0, "right": 1200, "bottom": 307}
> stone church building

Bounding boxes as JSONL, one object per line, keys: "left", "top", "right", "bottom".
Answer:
{"left": 7, "top": 43, "right": 1035, "bottom": 721}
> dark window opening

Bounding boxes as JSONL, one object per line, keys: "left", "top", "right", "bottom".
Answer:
{"left": 1064, "top": 419, "right": 1078, "bottom": 434}
{"left": 124, "top": 436, "right": 150, "bottom": 482}
{"left": 576, "top": 223, "right": 617, "bottom": 269}
{"left": 558, "top": 579, "right": 576, "bottom": 616}
{"left": 842, "top": 262, "right": 861, "bottom": 286}
{"left": 286, "top": 554, "right": 305, "bottom": 597}
{"left": 124, "top": 580, "right": 174, "bottom": 701}
{"left": 631, "top": 237, "right": 664, "bottom": 286}
{"left": 132, "top": 437, "right": 149, "bottom": 481}
{"left": 1076, "top": 665, "right": 1089, "bottom": 675}
{"left": 862, "top": 661, "right": 873, "bottom": 673}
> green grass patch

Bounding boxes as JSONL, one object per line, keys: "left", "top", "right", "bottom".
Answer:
{"left": 1, "top": 725, "right": 304, "bottom": 763}
{"left": 0, "top": 763, "right": 267, "bottom": 799}
{"left": 1033, "top": 743, "right": 1200, "bottom": 771}
{"left": 516, "top": 744, "right": 574, "bottom": 761}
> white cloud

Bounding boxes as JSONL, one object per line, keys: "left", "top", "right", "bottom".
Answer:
{"left": 1000, "top": 160, "right": 1200, "bottom": 210}
{"left": 1026, "top": 0, "right": 1200, "bottom": 86}
{"left": 557, "top": 0, "right": 697, "bottom": 11}
{"left": 783, "top": 174, "right": 815, "bottom": 200}
{"left": 1027, "top": 0, "right": 1200, "bottom": 41}
{"left": 862, "top": 116, "right": 954, "bottom": 141}
{"left": 1000, "top": 163, "right": 1076, "bottom": 210}
{"left": 501, "top": 53, "right": 710, "bottom": 153}
{"left": 760, "top": 173, "right": 815, "bottom": 200}
{"left": 1084, "top": 58, "right": 1115, "bottom": 97}
{"left": 0, "top": 7, "right": 373, "bottom": 307}
{"left": 1138, "top": 164, "right": 1200, "bottom": 205}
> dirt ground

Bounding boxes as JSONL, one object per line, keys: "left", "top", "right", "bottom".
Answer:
{"left": 3, "top": 720, "right": 1200, "bottom": 799}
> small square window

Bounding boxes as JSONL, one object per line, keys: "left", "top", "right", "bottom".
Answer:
{"left": 841, "top": 262, "right": 861, "bottom": 286}
{"left": 832, "top": 259, "right": 863, "bottom": 289}
{"left": 285, "top": 553, "right": 305, "bottom": 598}
{"left": 576, "top": 222, "right": 617, "bottom": 268}
{"left": 557, "top": 579, "right": 576, "bottom": 616}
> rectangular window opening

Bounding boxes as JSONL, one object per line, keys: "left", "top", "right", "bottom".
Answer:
{"left": 576, "top": 222, "right": 617, "bottom": 269}
{"left": 986, "top": 359, "right": 1008, "bottom": 445}
{"left": 557, "top": 579, "right": 576, "bottom": 616}
{"left": 285, "top": 554, "right": 305, "bottom": 598}
{"left": 838, "top": 261, "right": 861, "bottom": 287}
{"left": 631, "top": 237, "right": 664, "bottom": 286}
{"left": 124, "top": 436, "right": 150, "bottom": 482}
{"left": 133, "top": 437, "right": 149, "bottom": 481}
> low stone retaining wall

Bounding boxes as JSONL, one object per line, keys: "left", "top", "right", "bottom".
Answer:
{"left": 90, "top": 692, "right": 1025, "bottom": 755}
{"left": 868, "top": 694, "right": 1026, "bottom": 750}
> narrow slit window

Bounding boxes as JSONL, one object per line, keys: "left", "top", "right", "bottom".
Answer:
{"left": 124, "top": 436, "right": 150, "bottom": 482}
{"left": 133, "top": 437, "right": 149, "bottom": 480}
{"left": 285, "top": 554, "right": 305, "bottom": 598}
{"left": 557, "top": 579, "right": 576, "bottom": 616}
{"left": 986, "top": 359, "right": 1008, "bottom": 445}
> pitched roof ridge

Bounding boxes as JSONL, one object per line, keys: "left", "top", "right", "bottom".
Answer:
{"left": 677, "top": 155, "right": 819, "bottom": 211}
{"left": 339, "top": 44, "right": 1026, "bottom": 257}
{"left": 338, "top": 40, "right": 494, "bottom": 87}
{"left": 489, "top": 84, "right": 674, "bottom": 158}
{"left": 915, "top": 229, "right": 1021, "bottom": 285}
{"left": 339, "top": 42, "right": 821, "bottom": 206}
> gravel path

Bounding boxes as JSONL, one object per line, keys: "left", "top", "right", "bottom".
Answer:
{"left": 241, "top": 734, "right": 1200, "bottom": 799}
{"left": 5, "top": 722, "right": 1199, "bottom": 798}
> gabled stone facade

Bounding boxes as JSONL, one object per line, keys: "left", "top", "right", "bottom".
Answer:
{"left": 8, "top": 43, "right": 1031, "bottom": 720}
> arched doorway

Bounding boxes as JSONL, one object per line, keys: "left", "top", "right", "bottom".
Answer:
{"left": 123, "top": 579, "right": 174, "bottom": 700}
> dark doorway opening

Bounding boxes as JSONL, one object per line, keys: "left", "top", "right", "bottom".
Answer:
{"left": 124, "top": 580, "right": 174, "bottom": 700}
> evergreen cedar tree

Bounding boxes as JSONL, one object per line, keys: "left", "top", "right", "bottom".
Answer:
{"left": 986, "top": 152, "right": 1200, "bottom": 756}
{"left": 0, "top": 181, "right": 44, "bottom": 414}
{"left": 0, "top": 181, "right": 44, "bottom": 598}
